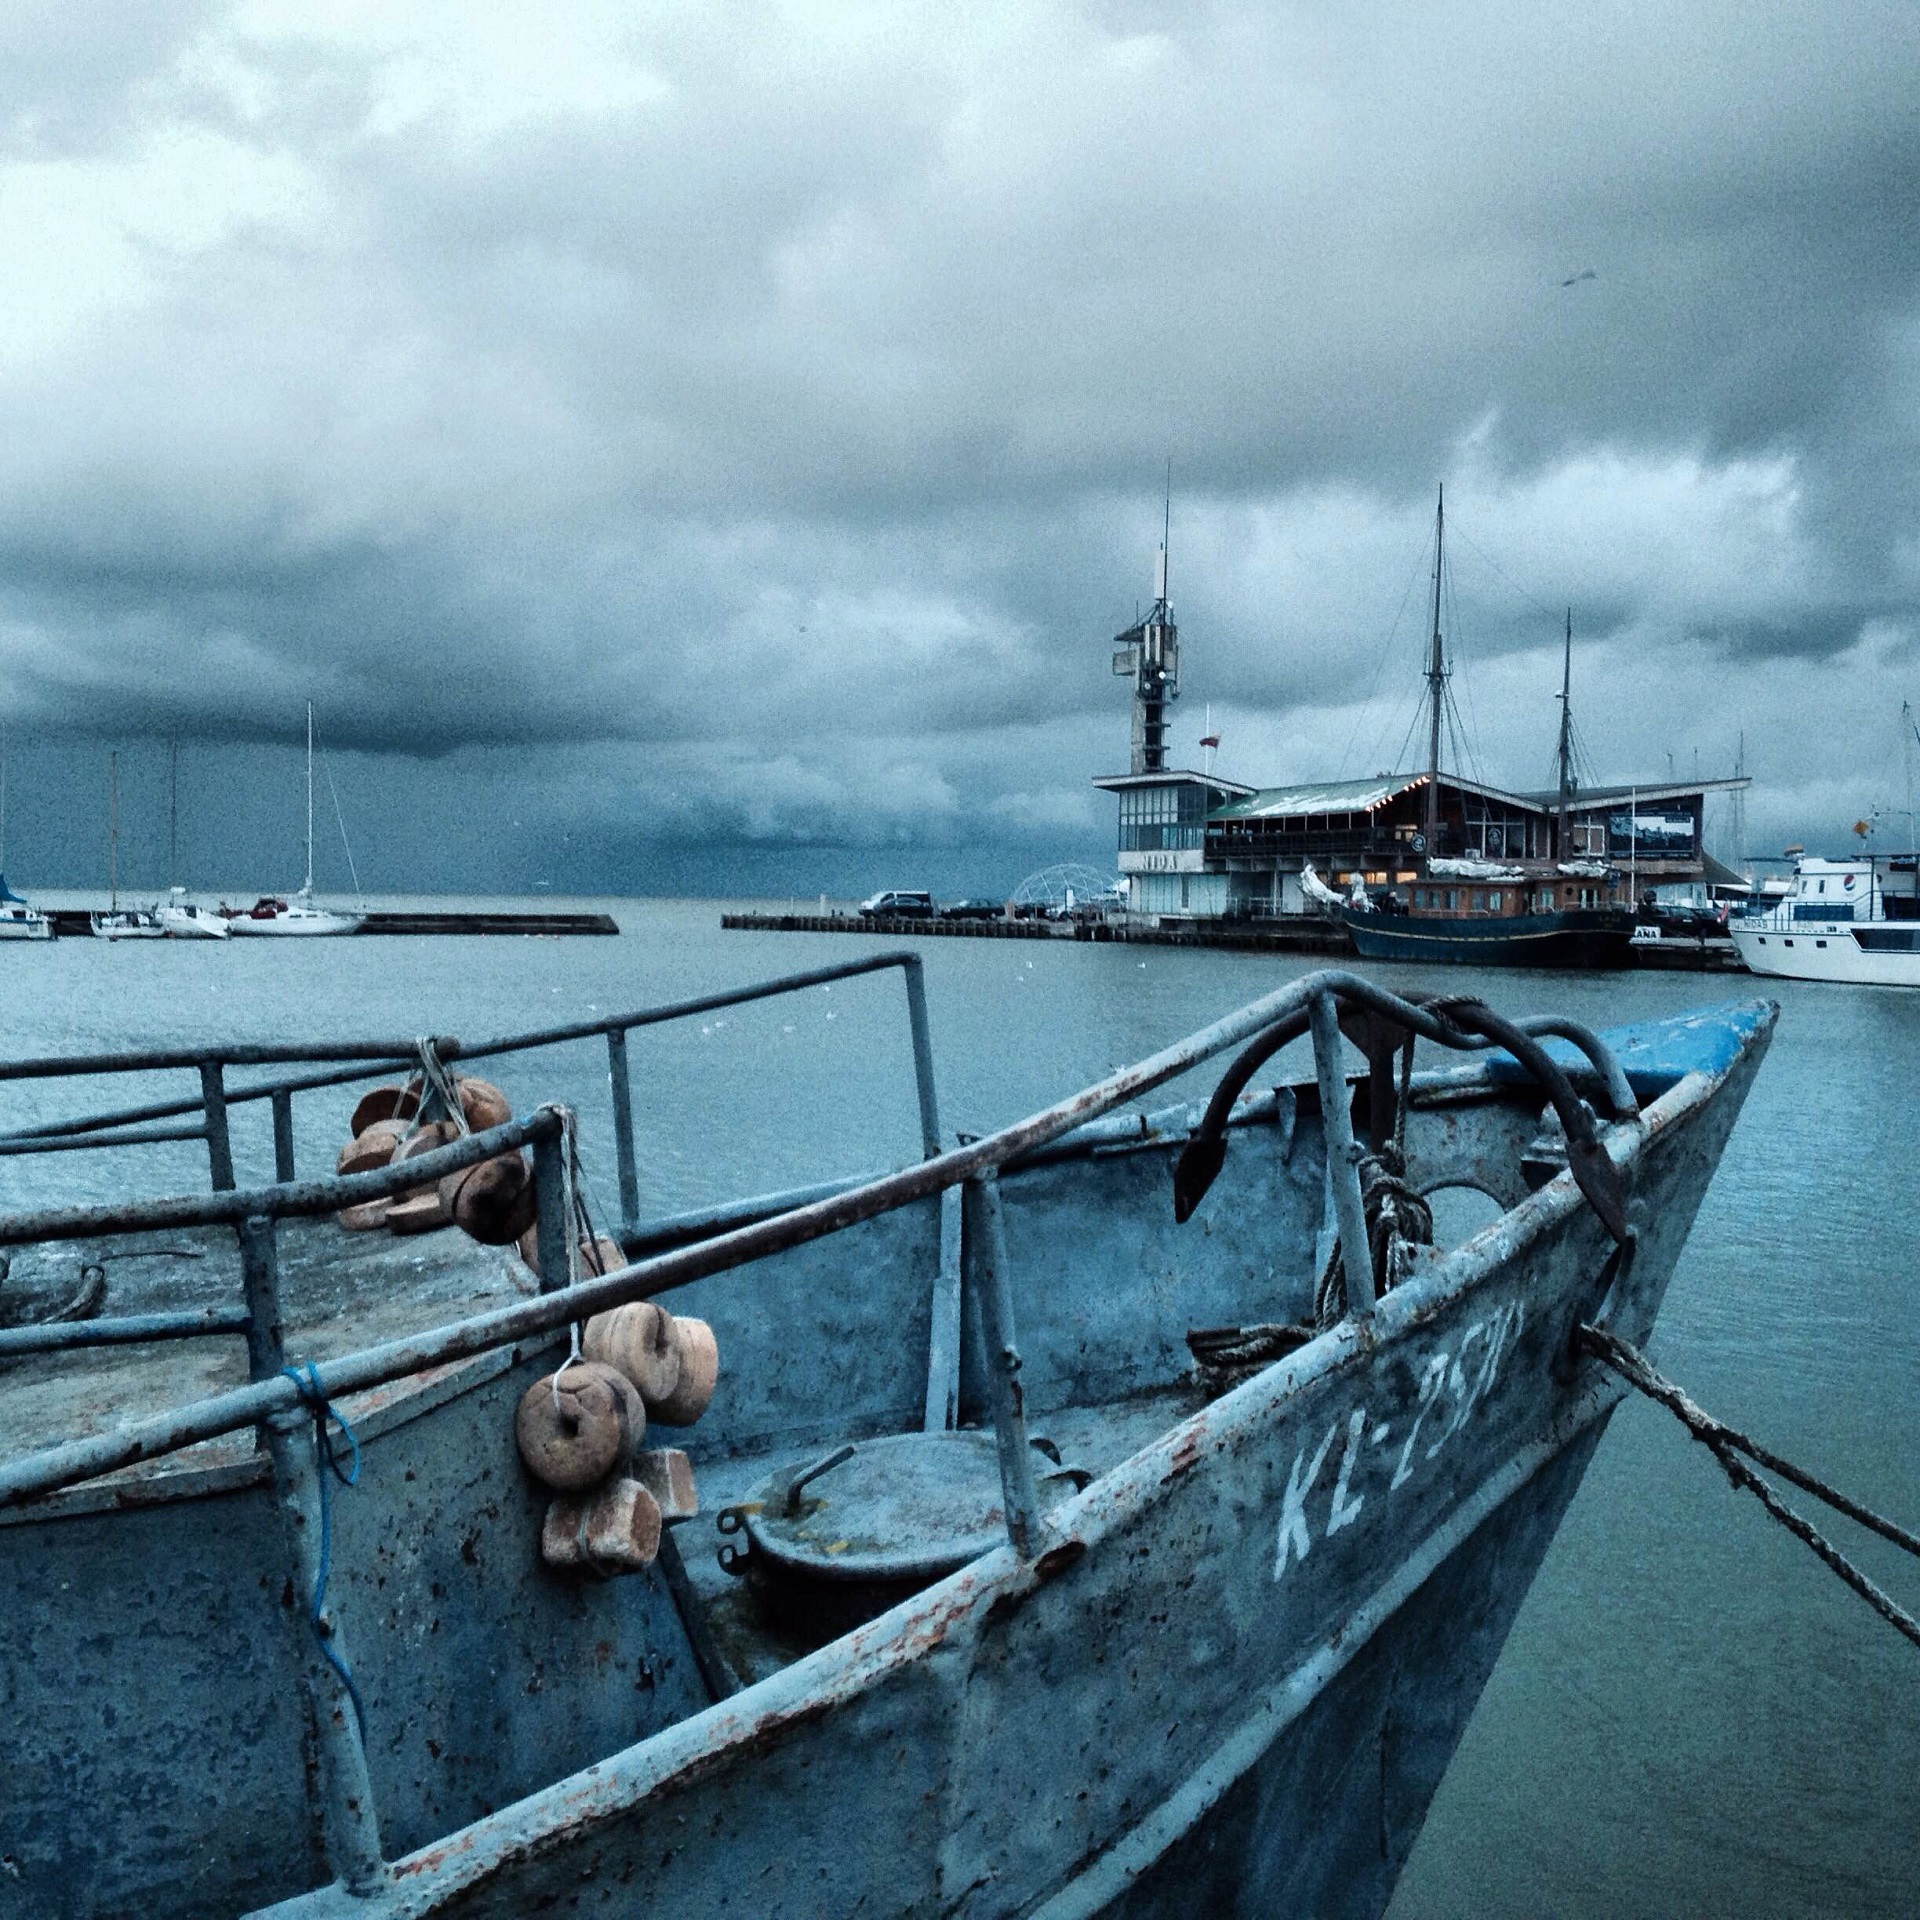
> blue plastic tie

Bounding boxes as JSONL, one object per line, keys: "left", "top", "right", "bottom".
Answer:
{"left": 280, "top": 1360, "right": 368, "bottom": 1741}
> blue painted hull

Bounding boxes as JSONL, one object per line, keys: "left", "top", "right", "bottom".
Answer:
{"left": 1345, "top": 907, "right": 1636, "bottom": 968}
{"left": 0, "top": 999, "right": 1774, "bottom": 1920}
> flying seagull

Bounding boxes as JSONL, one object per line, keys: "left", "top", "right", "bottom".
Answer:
{"left": 1561, "top": 268, "right": 1597, "bottom": 287}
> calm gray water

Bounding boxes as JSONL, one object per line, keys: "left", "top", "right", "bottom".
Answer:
{"left": 9, "top": 898, "right": 1917, "bottom": 1916}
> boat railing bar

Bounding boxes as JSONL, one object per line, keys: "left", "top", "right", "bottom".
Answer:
{"left": 0, "top": 952, "right": 941, "bottom": 1236}
{"left": 0, "top": 950, "right": 925, "bottom": 1087}
{"left": 0, "top": 1120, "right": 212, "bottom": 1158}
{"left": 0, "top": 969, "right": 1626, "bottom": 1513}
{"left": 0, "top": 1305, "right": 253, "bottom": 1357}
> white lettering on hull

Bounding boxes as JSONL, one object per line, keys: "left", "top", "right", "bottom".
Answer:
{"left": 1274, "top": 1301, "right": 1526, "bottom": 1582}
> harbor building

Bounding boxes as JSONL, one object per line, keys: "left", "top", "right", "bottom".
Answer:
{"left": 1096, "top": 497, "right": 1748, "bottom": 932}
{"left": 1097, "top": 767, "right": 1748, "bottom": 923}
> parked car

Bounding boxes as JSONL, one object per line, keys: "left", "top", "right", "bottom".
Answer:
{"left": 857, "top": 890, "right": 935, "bottom": 919}
{"left": 939, "top": 899, "right": 1004, "bottom": 921}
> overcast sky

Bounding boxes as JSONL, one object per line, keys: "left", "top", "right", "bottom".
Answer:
{"left": 0, "top": 0, "right": 1915, "bottom": 897}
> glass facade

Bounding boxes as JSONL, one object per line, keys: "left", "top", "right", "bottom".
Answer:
{"left": 1117, "top": 782, "right": 1208, "bottom": 853}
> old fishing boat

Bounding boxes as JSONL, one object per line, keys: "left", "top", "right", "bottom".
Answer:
{"left": 0, "top": 959, "right": 1772, "bottom": 1918}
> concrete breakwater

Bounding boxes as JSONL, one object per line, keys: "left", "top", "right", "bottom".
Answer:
{"left": 720, "top": 909, "right": 1746, "bottom": 970}
{"left": 44, "top": 907, "right": 620, "bottom": 937}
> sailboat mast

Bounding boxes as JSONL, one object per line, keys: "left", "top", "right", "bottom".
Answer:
{"left": 108, "top": 751, "right": 119, "bottom": 910}
{"left": 304, "top": 701, "right": 315, "bottom": 896}
{"left": 1555, "top": 608, "right": 1575, "bottom": 857}
{"left": 1423, "top": 486, "right": 1446, "bottom": 850}
{"left": 1904, "top": 699, "right": 1918, "bottom": 906}
{"left": 169, "top": 732, "right": 179, "bottom": 892}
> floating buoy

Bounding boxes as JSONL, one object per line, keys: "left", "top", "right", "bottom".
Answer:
{"left": 513, "top": 1225, "right": 630, "bottom": 1281}
{"left": 336, "top": 1118, "right": 408, "bottom": 1177}
{"left": 385, "top": 1189, "right": 450, "bottom": 1234}
{"left": 514, "top": 1362, "right": 645, "bottom": 1490}
{"left": 350, "top": 1081, "right": 422, "bottom": 1137}
{"left": 581, "top": 1476, "right": 663, "bottom": 1572}
{"left": 583, "top": 1301, "right": 682, "bottom": 1406}
{"left": 631, "top": 1446, "right": 698, "bottom": 1520}
{"left": 649, "top": 1317, "right": 718, "bottom": 1427}
{"left": 541, "top": 1493, "right": 589, "bottom": 1568}
{"left": 440, "top": 1151, "right": 537, "bottom": 1246}
{"left": 390, "top": 1122, "right": 458, "bottom": 1192}
{"left": 540, "top": 1475, "right": 665, "bottom": 1574}
{"left": 455, "top": 1076, "right": 511, "bottom": 1131}
{"left": 577, "top": 1233, "right": 625, "bottom": 1276}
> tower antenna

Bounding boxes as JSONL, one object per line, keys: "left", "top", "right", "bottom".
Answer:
{"left": 1112, "top": 469, "right": 1181, "bottom": 773}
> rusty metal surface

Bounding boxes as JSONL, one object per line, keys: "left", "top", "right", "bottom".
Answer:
{"left": 0, "top": 976, "right": 1774, "bottom": 1920}
{"left": 237, "top": 999, "right": 1771, "bottom": 1920}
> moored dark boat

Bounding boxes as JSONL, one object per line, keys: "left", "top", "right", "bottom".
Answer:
{"left": 0, "top": 964, "right": 1772, "bottom": 1919}
{"left": 1345, "top": 903, "right": 1636, "bottom": 967}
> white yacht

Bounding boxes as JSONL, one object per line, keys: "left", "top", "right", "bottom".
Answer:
{"left": 156, "top": 888, "right": 229, "bottom": 939}
{"left": 0, "top": 882, "right": 52, "bottom": 941}
{"left": 223, "top": 887, "right": 362, "bottom": 936}
{"left": 223, "top": 705, "right": 365, "bottom": 937}
{"left": 1730, "top": 854, "right": 1920, "bottom": 986}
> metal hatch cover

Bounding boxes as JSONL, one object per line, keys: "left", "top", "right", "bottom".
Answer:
{"left": 738, "top": 1429, "right": 1084, "bottom": 1586}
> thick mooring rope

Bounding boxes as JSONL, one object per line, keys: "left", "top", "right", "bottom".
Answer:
{"left": 1580, "top": 1325, "right": 1920, "bottom": 1653}
{"left": 279, "top": 1360, "right": 371, "bottom": 1732}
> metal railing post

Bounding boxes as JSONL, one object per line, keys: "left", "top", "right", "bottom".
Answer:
{"left": 531, "top": 1126, "right": 571, "bottom": 1293}
{"left": 1308, "top": 991, "right": 1375, "bottom": 1319}
{"left": 270, "top": 1089, "right": 296, "bottom": 1184}
{"left": 606, "top": 1028, "right": 640, "bottom": 1234}
{"left": 901, "top": 957, "right": 943, "bottom": 1160}
{"left": 961, "top": 1173, "right": 1043, "bottom": 1556}
{"left": 238, "top": 1215, "right": 386, "bottom": 1894}
{"left": 199, "top": 1061, "right": 235, "bottom": 1191}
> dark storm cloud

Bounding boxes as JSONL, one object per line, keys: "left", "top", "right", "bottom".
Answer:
{"left": 0, "top": 0, "right": 1914, "bottom": 886}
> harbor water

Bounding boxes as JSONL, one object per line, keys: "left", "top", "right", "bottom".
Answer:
{"left": 7, "top": 897, "right": 1916, "bottom": 1917}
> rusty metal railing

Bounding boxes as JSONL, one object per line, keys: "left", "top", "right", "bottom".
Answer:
{"left": 0, "top": 970, "right": 1637, "bottom": 1511}
{"left": 0, "top": 950, "right": 943, "bottom": 1229}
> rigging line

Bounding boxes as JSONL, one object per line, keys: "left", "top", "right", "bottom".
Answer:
{"left": 1389, "top": 687, "right": 1427, "bottom": 779}
{"left": 1334, "top": 534, "right": 1433, "bottom": 780}
{"left": 1448, "top": 520, "right": 1560, "bottom": 624}
{"left": 315, "top": 732, "right": 363, "bottom": 904}
{"left": 1440, "top": 562, "right": 1490, "bottom": 788}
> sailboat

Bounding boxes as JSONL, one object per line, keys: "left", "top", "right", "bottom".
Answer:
{"left": 0, "top": 740, "right": 53, "bottom": 941}
{"left": 224, "top": 704, "right": 365, "bottom": 936}
{"left": 1342, "top": 490, "right": 1637, "bottom": 967}
{"left": 155, "top": 735, "right": 228, "bottom": 939}
{"left": 90, "top": 752, "right": 166, "bottom": 939}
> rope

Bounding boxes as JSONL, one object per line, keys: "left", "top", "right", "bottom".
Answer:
{"left": 1581, "top": 1325, "right": 1920, "bottom": 1654}
{"left": 1313, "top": 1141, "right": 1434, "bottom": 1329}
{"left": 279, "top": 1361, "right": 371, "bottom": 1734}
{"left": 412, "top": 1037, "right": 468, "bottom": 1136}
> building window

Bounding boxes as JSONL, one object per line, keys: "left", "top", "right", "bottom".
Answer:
{"left": 1488, "top": 890, "right": 1502, "bottom": 912}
